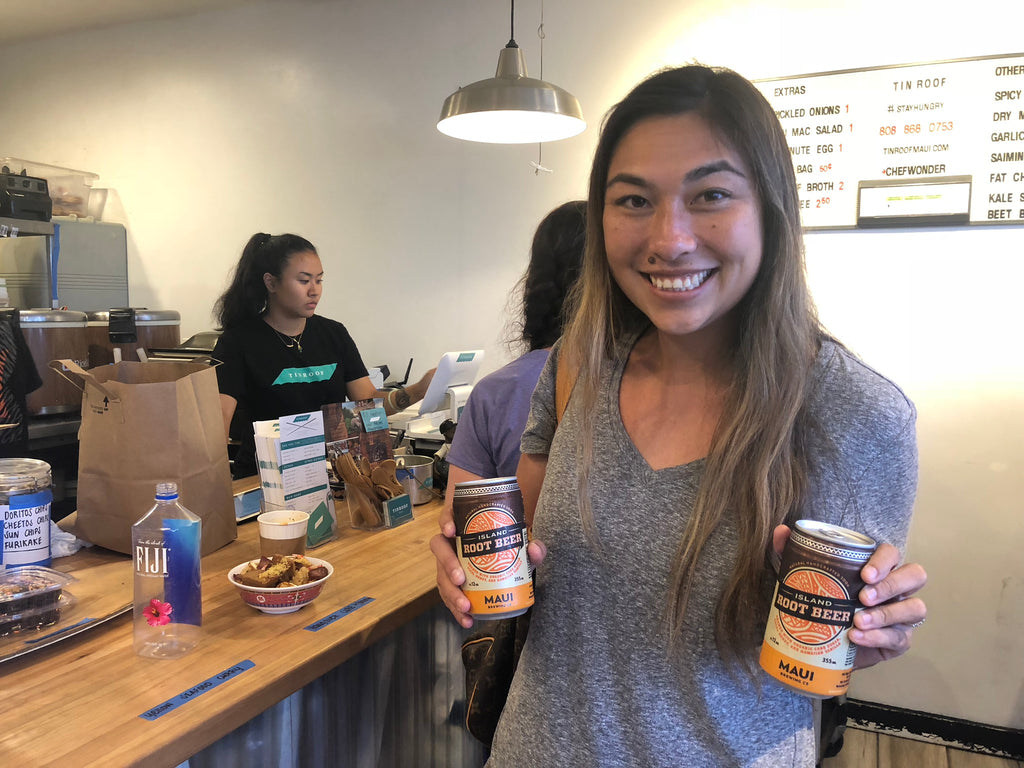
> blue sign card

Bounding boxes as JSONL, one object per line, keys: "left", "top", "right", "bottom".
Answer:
{"left": 359, "top": 406, "right": 388, "bottom": 433}
{"left": 384, "top": 494, "right": 413, "bottom": 527}
{"left": 233, "top": 488, "right": 262, "bottom": 521}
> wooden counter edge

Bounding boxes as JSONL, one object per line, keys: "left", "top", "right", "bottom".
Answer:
{"left": 1, "top": 494, "right": 451, "bottom": 768}
{"left": 146, "top": 589, "right": 443, "bottom": 768}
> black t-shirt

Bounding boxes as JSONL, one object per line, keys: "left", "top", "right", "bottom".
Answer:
{"left": 212, "top": 315, "right": 369, "bottom": 476}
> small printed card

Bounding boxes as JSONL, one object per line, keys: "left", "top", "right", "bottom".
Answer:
{"left": 359, "top": 406, "right": 388, "bottom": 433}
{"left": 253, "top": 410, "right": 336, "bottom": 547}
{"left": 383, "top": 494, "right": 413, "bottom": 527}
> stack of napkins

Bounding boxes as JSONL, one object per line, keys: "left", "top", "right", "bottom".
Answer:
{"left": 253, "top": 411, "right": 336, "bottom": 547}
{"left": 253, "top": 419, "right": 284, "bottom": 503}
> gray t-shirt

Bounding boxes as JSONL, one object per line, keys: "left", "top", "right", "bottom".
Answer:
{"left": 489, "top": 336, "right": 918, "bottom": 768}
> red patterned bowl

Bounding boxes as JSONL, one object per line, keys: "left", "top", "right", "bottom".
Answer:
{"left": 228, "top": 556, "right": 333, "bottom": 614}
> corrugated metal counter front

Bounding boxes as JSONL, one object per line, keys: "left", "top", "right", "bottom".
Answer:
{"left": 0, "top": 491, "right": 485, "bottom": 767}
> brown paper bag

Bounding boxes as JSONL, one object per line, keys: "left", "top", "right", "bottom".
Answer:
{"left": 52, "top": 359, "right": 236, "bottom": 555}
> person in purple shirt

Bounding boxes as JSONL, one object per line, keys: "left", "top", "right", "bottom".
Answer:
{"left": 443, "top": 201, "right": 586, "bottom": 495}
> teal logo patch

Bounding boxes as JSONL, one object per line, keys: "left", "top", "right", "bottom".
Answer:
{"left": 272, "top": 364, "right": 337, "bottom": 386}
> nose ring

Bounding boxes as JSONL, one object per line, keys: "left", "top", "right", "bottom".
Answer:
{"left": 647, "top": 255, "right": 657, "bottom": 265}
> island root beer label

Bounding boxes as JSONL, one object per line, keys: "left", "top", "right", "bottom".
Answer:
{"left": 452, "top": 477, "right": 533, "bottom": 619}
{"left": 759, "top": 520, "right": 876, "bottom": 698}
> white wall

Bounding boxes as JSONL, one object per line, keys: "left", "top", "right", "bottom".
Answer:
{"left": 2, "top": 0, "right": 1021, "bottom": 730}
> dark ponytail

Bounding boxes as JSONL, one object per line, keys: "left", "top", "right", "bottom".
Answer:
{"left": 214, "top": 233, "right": 317, "bottom": 329}
{"left": 518, "top": 201, "right": 587, "bottom": 351}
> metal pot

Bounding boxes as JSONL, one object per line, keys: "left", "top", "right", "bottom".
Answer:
{"left": 20, "top": 309, "right": 88, "bottom": 415}
{"left": 85, "top": 308, "right": 181, "bottom": 367}
{"left": 395, "top": 454, "right": 436, "bottom": 505}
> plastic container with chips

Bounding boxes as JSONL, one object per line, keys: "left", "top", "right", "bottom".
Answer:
{"left": 0, "top": 566, "right": 73, "bottom": 636}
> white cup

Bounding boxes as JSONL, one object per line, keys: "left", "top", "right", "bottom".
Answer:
{"left": 257, "top": 509, "right": 310, "bottom": 556}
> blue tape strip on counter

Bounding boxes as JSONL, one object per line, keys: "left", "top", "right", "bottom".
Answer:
{"left": 138, "top": 660, "right": 255, "bottom": 721}
{"left": 23, "top": 617, "right": 97, "bottom": 643}
{"left": 304, "top": 596, "right": 375, "bottom": 632}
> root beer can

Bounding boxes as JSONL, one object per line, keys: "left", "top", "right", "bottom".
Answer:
{"left": 759, "top": 520, "right": 877, "bottom": 698}
{"left": 452, "top": 477, "right": 534, "bottom": 619}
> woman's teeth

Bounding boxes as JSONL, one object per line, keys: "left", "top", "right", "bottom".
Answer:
{"left": 649, "top": 270, "right": 712, "bottom": 292}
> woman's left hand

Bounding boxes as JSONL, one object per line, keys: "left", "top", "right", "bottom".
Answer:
{"left": 771, "top": 526, "right": 927, "bottom": 670}
{"left": 850, "top": 542, "right": 927, "bottom": 669}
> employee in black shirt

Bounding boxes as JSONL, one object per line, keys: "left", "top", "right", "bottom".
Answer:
{"left": 212, "top": 232, "right": 433, "bottom": 477}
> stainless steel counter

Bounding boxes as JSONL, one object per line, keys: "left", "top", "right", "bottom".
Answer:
{"left": 27, "top": 412, "right": 81, "bottom": 448}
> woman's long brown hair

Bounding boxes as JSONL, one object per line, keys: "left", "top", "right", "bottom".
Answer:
{"left": 560, "top": 65, "right": 823, "bottom": 671}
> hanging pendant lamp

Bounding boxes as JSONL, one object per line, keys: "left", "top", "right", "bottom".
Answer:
{"left": 437, "top": 1, "right": 585, "bottom": 144}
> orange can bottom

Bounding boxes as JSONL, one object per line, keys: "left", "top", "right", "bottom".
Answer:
{"left": 759, "top": 642, "right": 852, "bottom": 699}
{"left": 467, "top": 581, "right": 534, "bottom": 620}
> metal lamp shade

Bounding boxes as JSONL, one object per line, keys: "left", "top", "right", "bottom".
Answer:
{"left": 437, "top": 46, "right": 585, "bottom": 144}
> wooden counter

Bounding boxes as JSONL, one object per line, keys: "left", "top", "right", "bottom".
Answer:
{"left": 0, "top": 491, "right": 445, "bottom": 768}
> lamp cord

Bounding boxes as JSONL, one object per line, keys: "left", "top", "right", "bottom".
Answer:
{"left": 508, "top": 0, "right": 517, "bottom": 46}
{"left": 538, "top": 0, "right": 545, "bottom": 80}
{"left": 536, "top": 0, "right": 546, "bottom": 172}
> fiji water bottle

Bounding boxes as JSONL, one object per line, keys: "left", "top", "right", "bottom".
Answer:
{"left": 132, "top": 482, "right": 202, "bottom": 658}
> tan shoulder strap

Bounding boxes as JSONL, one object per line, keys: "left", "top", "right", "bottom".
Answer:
{"left": 554, "top": 350, "right": 578, "bottom": 426}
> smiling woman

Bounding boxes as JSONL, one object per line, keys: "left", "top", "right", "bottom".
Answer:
{"left": 431, "top": 65, "right": 927, "bottom": 768}
{"left": 211, "top": 232, "right": 434, "bottom": 478}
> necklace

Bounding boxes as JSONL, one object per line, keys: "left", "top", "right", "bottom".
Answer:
{"left": 270, "top": 326, "right": 304, "bottom": 354}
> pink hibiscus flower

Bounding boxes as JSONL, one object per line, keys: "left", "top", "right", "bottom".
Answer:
{"left": 144, "top": 598, "right": 173, "bottom": 627}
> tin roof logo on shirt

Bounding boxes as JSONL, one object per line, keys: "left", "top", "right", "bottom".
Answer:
{"left": 272, "top": 364, "right": 337, "bottom": 386}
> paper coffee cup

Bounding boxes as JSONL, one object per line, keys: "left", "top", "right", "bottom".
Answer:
{"left": 257, "top": 509, "right": 310, "bottom": 556}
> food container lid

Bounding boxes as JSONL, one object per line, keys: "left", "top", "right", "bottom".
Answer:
{"left": 18, "top": 310, "right": 88, "bottom": 326}
{"left": 0, "top": 157, "right": 99, "bottom": 183}
{"left": 0, "top": 458, "right": 52, "bottom": 491}
{"left": 0, "top": 566, "right": 71, "bottom": 602}
{"left": 133, "top": 309, "right": 180, "bottom": 324}
{"left": 85, "top": 309, "right": 180, "bottom": 325}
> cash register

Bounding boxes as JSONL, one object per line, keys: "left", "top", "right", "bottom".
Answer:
{"left": 392, "top": 349, "right": 484, "bottom": 447}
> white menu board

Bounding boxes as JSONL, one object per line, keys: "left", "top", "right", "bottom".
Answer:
{"left": 754, "top": 53, "right": 1024, "bottom": 229}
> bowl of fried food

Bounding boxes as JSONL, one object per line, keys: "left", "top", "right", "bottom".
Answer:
{"left": 228, "top": 554, "right": 333, "bottom": 614}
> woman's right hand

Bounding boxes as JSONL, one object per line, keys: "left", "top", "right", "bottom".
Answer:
{"left": 434, "top": 466, "right": 480, "bottom": 628}
{"left": 407, "top": 367, "right": 437, "bottom": 404}
{"left": 435, "top": 453, "right": 551, "bottom": 628}
{"left": 430, "top": 530, "right": 474, "bottom": 629}
{"left": 430, "top": 518, "right": 548, "bottom": 629}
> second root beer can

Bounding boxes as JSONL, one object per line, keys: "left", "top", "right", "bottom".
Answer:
{"left": 759, "top": 520, "right": 877, "bottom": 698}
{"left": 453, "top": 477, "right": 534, "bottom": 619}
